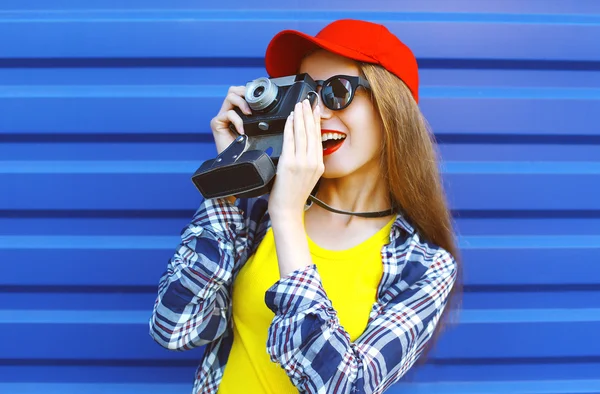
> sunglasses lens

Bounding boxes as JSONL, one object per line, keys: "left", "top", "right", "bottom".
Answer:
{"left": 322, "top": 77, "right": 353, "bottom": 110}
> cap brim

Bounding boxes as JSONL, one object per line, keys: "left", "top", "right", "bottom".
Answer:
{"left": 265, "top": 29, "right": 377, "bottom": 78}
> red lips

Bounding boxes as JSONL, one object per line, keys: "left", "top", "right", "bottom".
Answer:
{"left": 321, "top": 129, "right": 346, "bottom": 156}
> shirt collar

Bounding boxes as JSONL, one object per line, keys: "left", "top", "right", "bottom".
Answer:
{"left": 392, "top": 213, "right": 414, "bottom": 236}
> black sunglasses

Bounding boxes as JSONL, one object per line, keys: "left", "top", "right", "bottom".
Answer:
{"left": 314, "top": 75, "right": 371, "bottom": 111}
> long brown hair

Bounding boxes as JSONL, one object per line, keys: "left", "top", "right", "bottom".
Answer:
{"left": 358, "top": 62, "right": 462, "bottom": 361}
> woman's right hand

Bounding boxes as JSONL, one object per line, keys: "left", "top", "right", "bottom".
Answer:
{"left": 209, "top": 86, "right": 254, "bottom": 154}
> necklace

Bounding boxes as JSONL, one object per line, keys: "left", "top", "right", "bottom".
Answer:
{"left": 306, "top": 194, "right": 396, "bottom": 218}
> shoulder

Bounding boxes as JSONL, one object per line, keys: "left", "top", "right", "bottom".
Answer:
{"left": 234, "top": 195, "right": 273, "bottom": 246}
{"left": 389, "top": 218, "right": 457, "bottom": 287}
{"left": 235, "top": 194, "right": 270, "bottom": 224}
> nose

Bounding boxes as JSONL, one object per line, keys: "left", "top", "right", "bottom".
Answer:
{"left": 314, "top": 90, "right": 333, "bottom": 119}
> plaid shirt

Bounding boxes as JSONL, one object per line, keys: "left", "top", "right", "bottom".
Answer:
{"left": 149, "top": 195, "right": 457, "bottom": 394}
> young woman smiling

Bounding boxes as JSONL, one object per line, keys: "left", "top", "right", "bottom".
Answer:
{"left": 150, "top": 19, "right": 461, "bottom": 394}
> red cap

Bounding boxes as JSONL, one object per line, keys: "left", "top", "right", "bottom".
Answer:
{"left": 265, "top": 19, "right": 419, "bottom": 103}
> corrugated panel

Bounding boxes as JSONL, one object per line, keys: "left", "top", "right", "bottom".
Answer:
{"left": 2, "top": 0, "right": 600, "bottom": 392}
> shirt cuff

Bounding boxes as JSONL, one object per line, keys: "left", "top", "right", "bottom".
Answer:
{"left": 264, "top": 264, "right": 330, "bottom": 316}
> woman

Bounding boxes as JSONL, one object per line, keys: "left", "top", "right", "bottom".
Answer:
{"left": 150, "top": 19, "right": 460, "bottom": 394}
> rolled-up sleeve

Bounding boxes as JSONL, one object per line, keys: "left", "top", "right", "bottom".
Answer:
{"left": 149, "top": 197, "right": 246, "bottom": 351}
{"left": 264, "top": 250, "right": 457, "bottom": 394}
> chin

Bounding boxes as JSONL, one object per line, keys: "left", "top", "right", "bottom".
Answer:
{"left": 321, "top": 163, "right": 354, "bottom": 179}
{"left": 322, "top": 153, "right": 380, "bottom": 180}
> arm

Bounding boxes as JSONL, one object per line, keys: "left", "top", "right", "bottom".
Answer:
{"left": 149, "top": 197, "right": 252, "bottom": 350}
{"left": 264, "top": 248, "right": 457, "bottom": 394}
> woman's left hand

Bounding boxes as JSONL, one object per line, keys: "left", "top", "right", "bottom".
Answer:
{"left": 268, "top": 98, "right": 323, "bottom": 222}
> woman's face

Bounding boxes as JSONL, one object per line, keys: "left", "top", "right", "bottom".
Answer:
{"left": 298, "top": 50, "right": 384, "bottom": 180}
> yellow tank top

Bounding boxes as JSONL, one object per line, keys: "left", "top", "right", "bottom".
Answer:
{"left": 219, "top": 217, "right": 394, "bottom": 393}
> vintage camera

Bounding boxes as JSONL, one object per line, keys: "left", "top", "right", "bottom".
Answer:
{"left": 192, "top": 73, "right": 319, "bottom": 199}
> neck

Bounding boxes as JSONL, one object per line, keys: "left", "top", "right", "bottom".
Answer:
{"left": 312, "top": 169, "right": 393, "bottom": 221}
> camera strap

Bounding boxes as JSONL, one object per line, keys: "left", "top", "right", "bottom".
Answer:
{"left": 306, "top": 194, "right": 396, "bottom": 218}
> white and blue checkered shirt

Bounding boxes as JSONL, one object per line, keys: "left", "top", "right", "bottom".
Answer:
{"left": 149, "top": 195, "right": 457, "bottom": 394}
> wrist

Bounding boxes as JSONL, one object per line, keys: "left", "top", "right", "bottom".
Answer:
{"left": 269, "top": 208, "right": 304, "bottom": 226}
{"left": 269, "top": 211, "right": 311, "bottom": 279}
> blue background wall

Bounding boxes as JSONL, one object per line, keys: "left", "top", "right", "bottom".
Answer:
{"left": 2, "top": 1, "right": 600, "bottom": 393}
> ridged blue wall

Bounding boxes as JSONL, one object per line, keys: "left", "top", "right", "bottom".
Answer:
{"left": 2, "top": 1, "right": 600, "bottom": 393}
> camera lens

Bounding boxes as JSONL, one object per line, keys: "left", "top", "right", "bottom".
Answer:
{"left": 245, "top": 77, "right": 279, "bottom": 111}
{"left": 253, "top": 86, "right": 265, "bottom": 98}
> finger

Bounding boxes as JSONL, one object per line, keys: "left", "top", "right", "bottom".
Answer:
{"left": 280, "top": 111, "right": 295, "bottom": 161}
{"left": 304, "top": 100, "right": 316, "bottom": 158}
{"left": 228, "top": 85, "right": 246, "bottom": 95}
{"left": 219, "top": 86, "right": 247, "bottom": 112}
{"left": 294, "top": 100, "right": 307, "bottom": 157}
{"left": 226, "top": 92, "right": 253, "bottom": 115}
{"left": 225, "top": 109, "right": 245, "bottom": 135}
{"left": 313, "top": 104, "right": 324, "bottom": 164}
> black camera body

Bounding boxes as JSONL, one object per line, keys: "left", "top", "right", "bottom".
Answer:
{"left": 192, "top": 73, "right": 318, "bottom": 199}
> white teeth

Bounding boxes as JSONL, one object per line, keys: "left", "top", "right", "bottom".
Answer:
{"left": 321, "top": 133, "right": 346, "bottom": 142}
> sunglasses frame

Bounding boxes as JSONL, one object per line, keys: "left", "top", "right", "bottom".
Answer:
{"left": 314, "top": 75, "right": 371, "bottom": 111}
